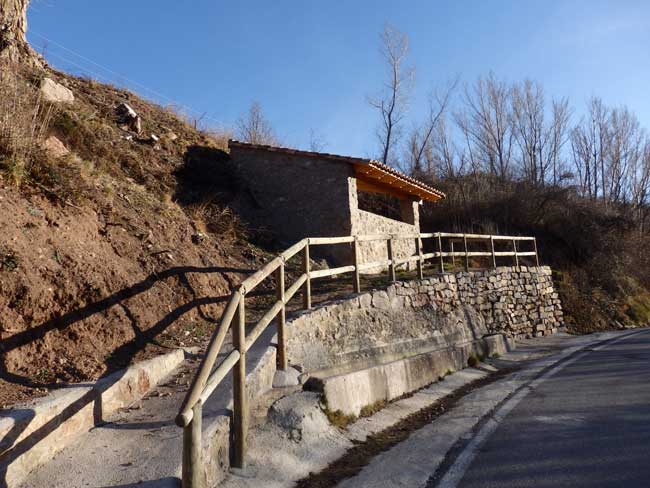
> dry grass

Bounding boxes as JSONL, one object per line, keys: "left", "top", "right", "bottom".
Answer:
{"left": 186, "top": 200, "right": 247, "bottom": 242}
{"left": 0, "top": 64, "right": 92, "bottom": 206}
{"left": 0, "top": 62, "right": 55, "bottom": 186}
{"left": 324, "top": 407, "right": 357, "bottom": 429}
{"left": 359, "top": 399, "right": 387, "bottom": 418}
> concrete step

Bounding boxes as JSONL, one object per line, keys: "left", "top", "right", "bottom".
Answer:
{"left": 1, "top": 349, "right": 185, "bottom": 488}
{"left": 15, "top": 327, "right": 279, "bottom": 488}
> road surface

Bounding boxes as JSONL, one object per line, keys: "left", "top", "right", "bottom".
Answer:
{"left": 435, "top": 329, "right": 650, "bottom": 488}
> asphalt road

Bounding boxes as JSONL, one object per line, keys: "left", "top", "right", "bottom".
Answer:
{"left": 446, "top": 329, "right": 650, "bottom": 488}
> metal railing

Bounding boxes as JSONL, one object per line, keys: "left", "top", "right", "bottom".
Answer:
{"left": 175, "top": 232, "right": 539, "bottom": 487}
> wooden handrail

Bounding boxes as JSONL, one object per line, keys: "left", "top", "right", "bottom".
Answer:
{"left": 177, "top": 230, "right": 541, "bottom": 486}
{"left": 176, "top": 291, "right": 241, "bottom": 427}
{"left": 240, "top": 256, "right": 283, "bottom": 294}
{"left": 281, "top": 238, "right": 308, "bottom": 261}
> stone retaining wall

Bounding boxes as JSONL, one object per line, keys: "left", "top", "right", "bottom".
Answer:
{"left": 286, "top": 266, "right": 563, "bottom": 374}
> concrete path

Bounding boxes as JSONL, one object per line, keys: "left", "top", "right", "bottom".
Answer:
{"left": 18, "top": 328, "right": 276, "bottom": 488}
{"left": 435, "top": 328, "right": 650, "bottom": 488}
{"left": 336, "top": 329, "right": 646, "bottom": 488}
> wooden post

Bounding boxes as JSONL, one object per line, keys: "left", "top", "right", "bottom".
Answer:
{"left": 415, "top": 236, "right": 424, "bottom": 280}
{"left": 232, "top": 297, "right": 247, "bottom": 469}
{"left": 182, "top": 400, "right": 204, "bottom": 488}
{"left": 451, "top": 241, "right": 456, "bottom": 269}
{"left": 276, "top": 262, "right": 287, "bottom": 371}
{"left": 437, "top": 234, "right": 444, "bottom": 273}
{"left": 302, "top": 243, "right": 311, "bottom": 309}
{"left": 463, "top": 234, "right": 469, "bottom": 272}
{"left": 512, "top": 239, "right": 519, "bottom": 269}
{"left": 533, "top": 237, "right": 540, "bottom": 267}
{"left": 490, "top": 236, "right": 496, "bottom": 269}
{"left": 387, "top": 238, "right": 396, "bottom": 282}
{"left": 352, "top": 236, "right": 361, "bottom": 293}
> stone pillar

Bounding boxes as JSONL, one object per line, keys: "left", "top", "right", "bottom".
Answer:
{"left": 399, "top": 199, "right": 420, "bottom": 231}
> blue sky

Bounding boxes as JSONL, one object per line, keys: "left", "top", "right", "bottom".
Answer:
{"left": 27, "top": 1, "right": 650, "bottom": 158}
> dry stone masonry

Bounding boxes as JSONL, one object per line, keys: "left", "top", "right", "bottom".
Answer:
{"left": 286, "top": 266, "right": 563, "bottom": 374}
{"left": 455, "top": 265, "right": 563, "bottom": 338}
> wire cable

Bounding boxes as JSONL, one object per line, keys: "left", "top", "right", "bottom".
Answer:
{"left": 29, "top": 30, "right": 225, "bottom": 127}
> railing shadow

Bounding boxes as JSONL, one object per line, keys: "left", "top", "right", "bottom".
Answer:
{"left": 102, "top": 478, "right": 180, "bottom": 488}
{"left": 0, "top": 264, "right": 255, "bottom": 488}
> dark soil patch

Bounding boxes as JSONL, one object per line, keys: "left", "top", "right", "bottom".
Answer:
{"left": 295, "top": 367, "right": 515, "bottom": 488}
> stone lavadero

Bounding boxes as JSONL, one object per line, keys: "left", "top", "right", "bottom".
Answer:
{"left": 286, "top": 266, "right": 563, "bottom": 374}
{"left": 228, "top": 140, "right": 441, "bottom": 269}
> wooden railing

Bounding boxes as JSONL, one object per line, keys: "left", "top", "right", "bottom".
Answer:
{"left": 175, "top": 232, "right": 539, "bottom": 487}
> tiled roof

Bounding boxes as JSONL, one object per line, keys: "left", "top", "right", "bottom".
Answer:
{"left": 228, "top": 140, "right": 446, "bottom": 201}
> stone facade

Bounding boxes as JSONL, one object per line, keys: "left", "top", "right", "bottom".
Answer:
{"left": 348, "top": 178, "right": 419, "bottom": 271}
{"left": 286, "top": 266, "right": 564, "bottom": 374}
{"left": 229, "top": 144, "right": 421, "bottom": 267}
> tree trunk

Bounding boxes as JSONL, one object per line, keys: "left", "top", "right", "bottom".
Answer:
{"left": 0, "top": 0, "right": 37, "bottom": 63}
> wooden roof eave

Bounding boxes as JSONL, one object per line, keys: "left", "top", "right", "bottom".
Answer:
{"left": 353, "top": 163, "right": 444, "bottom": 202}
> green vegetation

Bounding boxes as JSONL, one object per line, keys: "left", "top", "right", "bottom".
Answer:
{"left": 324, "top": 407, "right": 357, "bottom": 429}
{"left": 359, "top": 400, "right": 387, "bottom": 418}
{"left": 1, "top": 249, "right": 19, "bottom": 271}
{"left": 624, "top": 293, "right": 650, "bottom": 325}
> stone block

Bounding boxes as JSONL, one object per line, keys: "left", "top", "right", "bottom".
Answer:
{"left": 40, "top": 77, "right": 74, "bottom": 103}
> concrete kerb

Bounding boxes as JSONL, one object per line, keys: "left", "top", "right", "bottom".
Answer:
{"left": 337, "top": 329, "right": 646, "bottom": 488}
{"left": 219, "top": 331, "right": 619, "bottom": 488}
{"left": 314, "top": 334, "right": 511, "bottom": 417}
{"left": 0, "top": 348, "right": 185, "bottom": 488}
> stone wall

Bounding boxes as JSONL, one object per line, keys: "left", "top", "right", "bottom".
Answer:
{"left": 229, "top": 145, "right": 355, "bottom": 264}
{"left": 229, "top": 146, "right": 423, "bottom": 268}
{"left": 286, "top": 266, "right": 563, "bottom": 374}
{"left": 348, "top": 178, "right": 420, "bottom": 271}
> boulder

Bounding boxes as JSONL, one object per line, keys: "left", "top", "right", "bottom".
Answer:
{"left": 40, "top": 78, "right": 74, "bottom": 104}
{"left": 116, "top": 103, "right": 142, "bottom": 134}
{"left": 117, "top": 102, "right": 137, "bottom": 119}
{"left": 272, "top": 366, "right": 301, "bottom": 388}
{"left": 268, "top": 392, "right": 330, "bottom": 442}
{"left": 42, "top": 135, "right": 69, "bottom": 158}
{"left": 164, "top": 131, "right": 178, "bottom": 142}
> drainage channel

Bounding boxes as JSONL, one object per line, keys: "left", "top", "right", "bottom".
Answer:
{"left": 294, "top": 367, "right": 516, "bottom": 488}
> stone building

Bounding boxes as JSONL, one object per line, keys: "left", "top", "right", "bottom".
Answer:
{"left": 228, "top": 140, "right": 445, "bottom": 268}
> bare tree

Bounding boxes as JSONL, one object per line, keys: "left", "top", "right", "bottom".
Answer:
{"left": 511, "top": 80, "right": 570, "bottom": 186}
{"left": 606, "top": 107, "right": 643, "bottom": 203}
{"left": 404, "top": 78, "right": 458, "bottom": 175}
{"left": 430, "top": 115, "right": 463, "bottom": 179}
{"left": 368, "top": 24, "right": 414, "bottom": 166}
{"left": 630, "top": 141, "right": 650, "bottom": 231}
{"left": 548, "top": 98, "right": 571, "bottom": 184}
{"left": 455, "top": 75, "right": 514, "bottom": 181}
{"left": 235, "top": 101, "right": 277, "bottom": 145}
{"left": 571, "top": 98, "right": 610, "bottom": 200}
{"left": 308, "top": 128, "right": 327, "bottom": 152}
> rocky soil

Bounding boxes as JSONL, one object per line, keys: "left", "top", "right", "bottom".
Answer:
{"left": 0, "top": 64, "right": 268, "bottom": 408}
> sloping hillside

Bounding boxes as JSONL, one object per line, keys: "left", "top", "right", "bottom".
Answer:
{"left": 0, "top": 62, "right": 267, "bottom": 407}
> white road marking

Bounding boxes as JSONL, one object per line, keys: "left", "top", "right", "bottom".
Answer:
{"left": 434, "top": 330, "right": 646, "bottom": 488}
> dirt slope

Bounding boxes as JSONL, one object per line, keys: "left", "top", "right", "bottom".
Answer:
{"left": 0, "top": 64, "right": 266, "bottom": 408}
